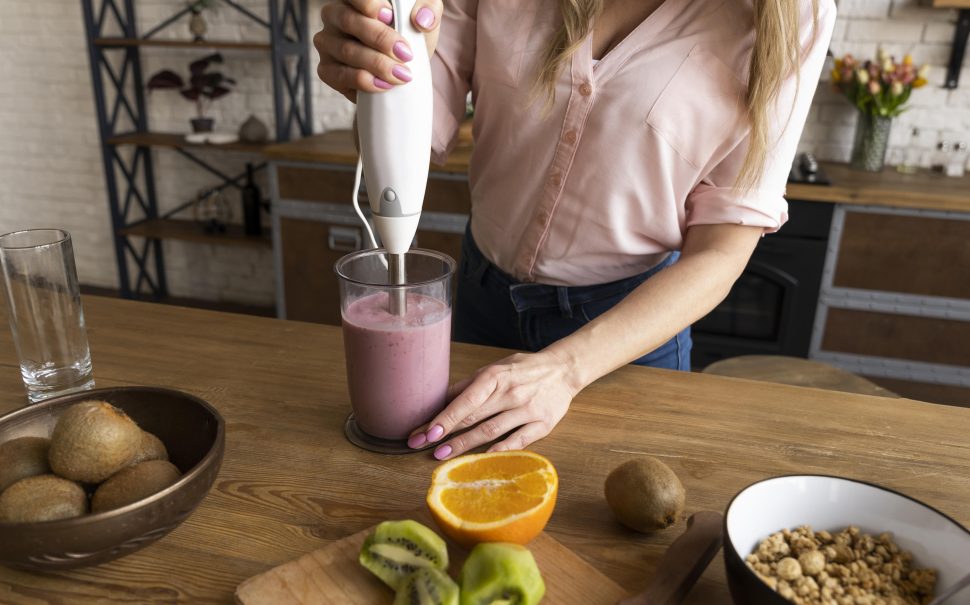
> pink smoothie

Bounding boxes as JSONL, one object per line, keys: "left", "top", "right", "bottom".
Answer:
{"left": 342, "top": 292, "right": 451, "bottom": 440}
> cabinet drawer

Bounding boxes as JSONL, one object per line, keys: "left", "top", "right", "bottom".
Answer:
{"left": 833, "top": 212, "right": 970, "bottom": 298}
{"left": 821, "top": 308, "right": 970, "bottom": 367}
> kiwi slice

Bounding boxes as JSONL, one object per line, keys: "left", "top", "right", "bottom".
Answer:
{"left": 48, "top": 400, "right": 144, "bottom": 483}
{"left": 91, "top": 460, "right": 181, "bottom": 513}
{"left": 359, "top": 520, "right": 449, "bottom": 590}
{"left": 130, "top": 431, "right": 169, "bottom": 465}
{"left": 0, "top": 436, "right": 51, "bottom": 493}
{"left": 459, "top": 543, "right": 545, "bottom": 605}
{"left": 394, "top": 567, "right": 459, "bottom": 605}
{"left": 0, "top": 474, "right": 88, "bottom": 523}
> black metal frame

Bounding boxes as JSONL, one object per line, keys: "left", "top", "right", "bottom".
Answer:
{"left": 945, "top": 9, "right": 969, "bottom": 90}
{"left": 81, "top": 0, "right": 312, "bottom": 299}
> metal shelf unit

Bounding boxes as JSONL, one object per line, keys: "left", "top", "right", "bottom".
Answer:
{"left": 80, "top": 0, "right": 312, "bottom": 299}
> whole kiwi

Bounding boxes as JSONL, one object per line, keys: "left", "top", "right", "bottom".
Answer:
{"left": 130, "top": 431, "right": 169, "bottom": 465}
{"left": 604, "top": 457, "right": 685, "bottom": 533}
{"left": 0, "top": 474, "right": 88, "bottom": 523}
{"left": 48, "top": 400, "right": 143, "bottom": 483}
{"left": 91, "top": 460, "right": 181, "bottom": 513}
{"left": 0, "top": 436, "right": 51, "bottom": 493}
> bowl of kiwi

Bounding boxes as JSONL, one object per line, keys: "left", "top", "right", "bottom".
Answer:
{"left": 0, "top": 386, "right": 225, "bottom": 570}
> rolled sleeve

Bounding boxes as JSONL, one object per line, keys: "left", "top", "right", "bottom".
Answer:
{"left": 430, "top": 0, "right": 478, "bottom": 165}
{"left": 686, "top": 0, "right": 836, "bottom": 233}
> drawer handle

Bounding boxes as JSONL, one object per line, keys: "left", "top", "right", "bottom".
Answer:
{"left": 328, "top": 226, "right": 362, "bottom": 252}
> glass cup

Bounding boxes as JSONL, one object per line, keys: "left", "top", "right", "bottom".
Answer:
{"left": 335, "top": 248, "right": 455, "bottom": 441}
{"left": 0, "top": 229, "right": 95, "bottom": 403}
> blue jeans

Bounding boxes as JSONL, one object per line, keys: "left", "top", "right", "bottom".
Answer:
{"left": 453, "top": 228, "right": 692, "bottom": 370}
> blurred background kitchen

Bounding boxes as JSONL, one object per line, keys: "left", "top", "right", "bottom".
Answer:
{"left": 0, "top": 0, "right": 968, "bottom": 404}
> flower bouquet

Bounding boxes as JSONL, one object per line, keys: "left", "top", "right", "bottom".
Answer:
{"left": 830, "top": 50, "right": 929, "bottom": 171}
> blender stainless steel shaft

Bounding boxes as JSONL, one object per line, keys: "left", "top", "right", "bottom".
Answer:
{"left": 356, "top": 0, "right": 433, "bottom": 316}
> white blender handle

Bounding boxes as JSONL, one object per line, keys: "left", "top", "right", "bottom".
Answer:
{"left": 357, "top": 0, "right": 433, "bottom": 256}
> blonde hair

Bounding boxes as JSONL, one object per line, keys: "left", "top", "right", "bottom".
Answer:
{"left": 536, "top": 0, "right": 819, "bottom": 192}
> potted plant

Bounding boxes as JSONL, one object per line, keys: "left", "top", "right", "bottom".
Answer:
{"left": 147, "top": 53, "right": 235, "bottom": 133}
{"left": 830, "top": 49, "right": 929, "bottom": 172}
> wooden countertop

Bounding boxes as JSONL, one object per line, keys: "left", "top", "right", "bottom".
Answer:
{"left": 263, "top": 129, "right": 473, "bottom": 175}
{"left": 265, "top": 131, "right": 970, "bottom": 213}
{"left": 1, "top": 296, "right": 969, "bottom": 602}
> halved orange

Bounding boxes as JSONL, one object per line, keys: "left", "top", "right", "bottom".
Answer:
{"left": 426, "top": 451, "right": 558, "bottom": 548}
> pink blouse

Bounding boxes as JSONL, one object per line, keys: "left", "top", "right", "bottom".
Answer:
{"left": 431, "top": 0, "right": 836, "bottom": 286}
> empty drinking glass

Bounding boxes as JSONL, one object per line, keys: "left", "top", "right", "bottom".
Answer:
{"left": 0, "top": 229, "right": 95, "bottom": 403}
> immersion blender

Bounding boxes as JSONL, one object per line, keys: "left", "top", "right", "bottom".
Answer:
{"left": 356, "top": 0, "right": 433, "bottom": 316}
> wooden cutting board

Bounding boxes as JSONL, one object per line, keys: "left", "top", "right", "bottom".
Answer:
{"left": 235, "top": 515, "right": 629, "bottom": 605}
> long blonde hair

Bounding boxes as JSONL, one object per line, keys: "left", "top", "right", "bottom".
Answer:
{"left": 535, "top": 0, "right": 819, "bottom": 192}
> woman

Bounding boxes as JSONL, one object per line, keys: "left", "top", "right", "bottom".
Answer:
{"left": 314, "top": 0, "right": 836, "bottom": 460}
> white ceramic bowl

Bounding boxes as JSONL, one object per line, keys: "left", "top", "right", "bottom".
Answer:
{"left": 724, "top": 475, "right": 970, "bottom": 605}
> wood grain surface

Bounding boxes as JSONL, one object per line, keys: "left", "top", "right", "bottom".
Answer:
{"left": 235, "top": 512, "right": 627, "bottom": 605}
{"left": 1, "top": 296, "right": 969, "bottom": 604}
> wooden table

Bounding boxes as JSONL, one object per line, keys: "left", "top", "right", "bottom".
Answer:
{"left": 1, "top": 296, "right": 969, "bottom": 604}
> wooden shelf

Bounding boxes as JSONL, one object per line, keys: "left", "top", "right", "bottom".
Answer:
{"left": 119, "top": 218, "right": 271, "bottom": 249}
{"left": 108, "top": 131, "right": 269, "bottom": 154}
{"left": 95, "top": 37, "right": 271, "bottom": 51}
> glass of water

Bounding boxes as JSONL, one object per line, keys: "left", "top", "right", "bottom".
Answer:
{"left": 0, "top": 229, "right": 95, "bottom": 403}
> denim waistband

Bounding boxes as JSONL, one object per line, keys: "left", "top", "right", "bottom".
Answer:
{"left": 462, "top": 226, "right": 677, "bottom": 315}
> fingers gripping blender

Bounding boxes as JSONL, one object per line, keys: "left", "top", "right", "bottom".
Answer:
{"left": 337, "top": 0, "right": 455, "bottom": 453}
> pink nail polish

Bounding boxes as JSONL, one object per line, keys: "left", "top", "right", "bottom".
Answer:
{"left": 393, "top": 41, "right": 413, "bottom": 62}
{"left": 392, "top": 65, "right": 412, "bottom": 82}
{"left": 415, "top": 7, "right": 435, "bottom": 29}
{"left": 377, "top": 7, "right": 393, "bottom": 24}
{"left": 373, "top": 77, "right": 393, "bottom": 90}
{"left": 427, "top": 424, "right": 444, "bottom": 441}
{"left": 434, "top": 444, "right": 452, "bottom": 460}
{"left": 408, "top": 432, "right": 427, "bottom": 448}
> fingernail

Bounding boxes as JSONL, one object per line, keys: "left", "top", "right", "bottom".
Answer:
{"left": 427, "top": 424, "right": 444, "bottom": 441}
{"left": 434, "top": 444, "right": 452, "bottom": 460}
{"left": 416, "top": 7, "right": 435, "bottom": 29}
{"left": 373, "top": 77, "right": 393, "bottom": 90}
{"left": 393, "top": 41, "right": 413, "bottom": 62}
{"left": 392, "top": 65, "right": 412, "bottom": 82}
{"left": 408, "top": 432, "right": 427, "bottom": 448}
{"left": 377, "top": 7, "right": 393, "bottom": 24}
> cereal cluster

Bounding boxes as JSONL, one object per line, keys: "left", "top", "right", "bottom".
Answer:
{"left": 745, "top": 526, "right": 937, "bottom": 605}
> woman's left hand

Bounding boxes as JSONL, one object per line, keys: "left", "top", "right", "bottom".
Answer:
{"left": 407, "top": 350, "right": 582, "bottom": 459}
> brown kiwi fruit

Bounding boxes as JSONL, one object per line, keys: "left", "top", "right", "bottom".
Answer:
{"left": 48, "top": 400, "right": 143, "bottom": 483}
{"left": 0, "top": 436, "right": 51, "bottom": 493}
{"left": 130, "top": 431, "right": 169, "bottom": 465}
{"left": 91, "top": 460, "right": 181, "bottom": 513}
{"left": 0, "top": 474, "right": 88, "bottom": 522}
{"left": 604, "top": 457, "right": 685, "bottom": 533}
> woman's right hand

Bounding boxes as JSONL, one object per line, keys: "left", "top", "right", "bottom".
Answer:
{"left": 314, "top": 0, "right": 443, "bottom": 102}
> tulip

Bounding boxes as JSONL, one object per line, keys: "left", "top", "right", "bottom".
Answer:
{"left": 913, "top": 77, "right": 928, "bottom": 88}
{"left": 868, "top": 80, "right": 881, "bottom": 95}
{"left": 830, "top": 68, "right": 841, "bottom": 83}
{"left": 918, "top": 64, "right": 930, "bottom": 79}
{"left": 882, "top": 58, "right": 894, "bottom": 74}
{"left": 891, "top": 81, "right": 904, "bottom": 96}
{"left": 877, "top": 48, "right": 889, "bottom": 63}
{"left": 856, "top": 68, "right": 870, "bottom": 84}
{"left": 903, "top": 54, "right": 913, "bottom": 66}
{"left": 843, "top": 54, "right": 856, "bottom": 68}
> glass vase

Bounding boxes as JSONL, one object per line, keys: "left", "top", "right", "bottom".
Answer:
{"left": 850, "top": 113, "right": 892, "bottom": 172}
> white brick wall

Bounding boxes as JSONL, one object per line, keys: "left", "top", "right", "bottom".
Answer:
{"left": 808, "top": 0, "right": 970, "bottom": 168}
{"left": 0, "top": 0, "right": 966, "bottom": 307}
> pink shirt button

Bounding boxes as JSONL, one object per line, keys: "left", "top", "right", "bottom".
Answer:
{"left": 548, "top": 173, "right": 562, "bottom": 187}
{"left": 563, "top": 130, "right": 578, "bottom": 144}
{"left": 579, "top": 82, "right": 593, "bottom": 96}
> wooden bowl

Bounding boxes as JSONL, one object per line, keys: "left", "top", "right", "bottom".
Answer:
{"left": 723, "top": 475, "right": 970, "bottom": 605}
{"left": 0, "top": 387, "right": 225, "bottom": 570}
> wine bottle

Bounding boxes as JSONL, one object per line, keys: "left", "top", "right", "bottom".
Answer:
{"left": 242, "top": 163, "right": 262, "bottom": 236}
